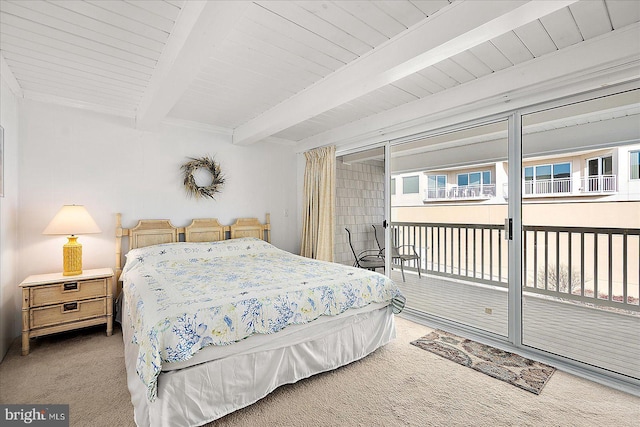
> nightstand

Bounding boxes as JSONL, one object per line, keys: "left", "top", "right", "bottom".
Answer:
{"left": 20, "top": 268, "right": 114, "bottom": 355}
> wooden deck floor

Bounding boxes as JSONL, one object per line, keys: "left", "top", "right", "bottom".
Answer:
{"left": 390, "top": 268, "right": 640, "bottom": 380}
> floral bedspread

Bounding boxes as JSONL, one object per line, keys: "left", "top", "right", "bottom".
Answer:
{"left": 121, "top": 238, "right": 404, "bottom": 401}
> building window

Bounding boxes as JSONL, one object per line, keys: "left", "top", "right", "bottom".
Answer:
{"left": 391, "top": 178, "right": 396, "bottom": 195}
{"left": 426, "top": 175, "right": 446, "bottom": 198}
{"left": 588, "top": 156, "right": 612, "bottom": 176}
{"left": 402, "top": 175, "right": 419, "bottom": 194}
{"left": 524, "top": 162, "right": 571, "bottom": 195}
{"left": 552, "top": 163, "right": 571, "bottom": 193}
{"left": 587, "top": 156, "right": 614, "bottom": 192}
{"left": 457, "top": 171, "right": 491, "bottom": 187}
{"left": 456, "top": 170, "right": 491, "bottom": 197}
{"left": 631, "top": 151, "right": 639, "bottom": 180}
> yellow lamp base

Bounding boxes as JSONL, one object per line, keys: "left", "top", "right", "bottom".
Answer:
{"left": 63, "top": 235, "right": 83, "bottom": 276}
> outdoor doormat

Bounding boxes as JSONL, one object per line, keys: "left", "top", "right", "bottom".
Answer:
{"left": 410, "top": 330, "right": 555, "bottom": 394}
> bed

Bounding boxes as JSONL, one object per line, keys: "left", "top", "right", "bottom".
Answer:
{"left": 116, "top": 213, "right": 404, "bottom": 427}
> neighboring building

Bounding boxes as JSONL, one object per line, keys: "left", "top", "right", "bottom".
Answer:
{"left": 391, "top": 143, "right": 640, "bottom": 207}
{"left": 390, "top": 143, "right": 640, "bottom": 302}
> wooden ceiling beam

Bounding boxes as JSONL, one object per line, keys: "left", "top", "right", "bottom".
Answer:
{"left": 232, "top": 0, "right": 578, "bottom": 146}
{"left": 136, "top": 1, "right": 249, "bottom": 131}
{"left": 297, "top": 23, "right": 640, "bottom": 153}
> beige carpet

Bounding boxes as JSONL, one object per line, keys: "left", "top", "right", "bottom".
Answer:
{"left": 1, "top": 317, "right": 638, "bottom": 427}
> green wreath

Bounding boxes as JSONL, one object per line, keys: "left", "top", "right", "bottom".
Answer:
{"left": 181, "top": 156, "right": 225, "bottom": 199}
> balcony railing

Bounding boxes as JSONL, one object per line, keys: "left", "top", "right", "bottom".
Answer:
{"left": 524, "top": 178, "right": 572, "bottom": 195}
{"left": 580, "top": 175, "right": 617, "bottom": 193}
{"left": 507, "top": 175, "right": 618, "bottom": 198}
{"left": 422, "top": 175, "right": 618, "bottom": 201}
{"left": 391, "top": 221, "right": 640, "bottom": 312}
{"left": 421, "top": 176, "right": 619, "bottom": 201}
{"left": 424, "top": 184, "right": 496, "bottom": 201}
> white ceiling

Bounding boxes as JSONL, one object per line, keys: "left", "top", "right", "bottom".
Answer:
{"left": 1, "top": 0, "right": 639, "bottom": 150}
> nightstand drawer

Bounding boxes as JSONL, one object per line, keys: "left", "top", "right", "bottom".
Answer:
{"left": 31, "top": 297, "right": 107, "bottom": 329}
{"left": 31, "top": 279, "right": 107, "bottom": 307}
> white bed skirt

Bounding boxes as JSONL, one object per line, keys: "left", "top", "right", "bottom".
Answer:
{"left": 123, "top": 304, "right": 397, "bottom": 427}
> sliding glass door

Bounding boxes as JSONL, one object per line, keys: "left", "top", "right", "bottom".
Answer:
{"left": 334, "top": 86, "right": 639, "bottom": 387}
{"left": 520, "top": 89, "right": 640, "bottom": 380}
{"left": 389, "top": 119, "right": 511, "bottom": 338}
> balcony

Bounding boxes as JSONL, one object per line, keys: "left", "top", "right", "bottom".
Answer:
{"left": 391, "top": 221, "right": 638, "bottom": 311}
{"left": 424, "top": 184, "right": 496, "bottom": 202}
{"left": 388, "top": 221, "right": 640, "bottom": 380}
{"left": 524, "top": 178, "right": 572, "bottom": 196}
{"left": 580, "top": 175, "right": 617, "bottom": 194}
{"left": 503, "top": 175, "right": 618, "bottom": 198}
{"left": 423, "top": 175, "right": 618, "bottom": 202}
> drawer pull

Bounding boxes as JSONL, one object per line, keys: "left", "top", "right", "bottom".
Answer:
{"left": 63, "top": 282, "right": 78, "bottom": 291}
{"left": 63, "top": 302, "right": 78, "bottom": 312}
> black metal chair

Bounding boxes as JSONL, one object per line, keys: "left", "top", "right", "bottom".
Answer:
{"left": 372, "top": 224, "right": 421, "bottom": 282}
{"left": 345, "top": 227, "right": 385, "bottom": 272}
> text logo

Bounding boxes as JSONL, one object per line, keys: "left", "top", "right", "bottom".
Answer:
{"left": 1, "top": 405, "right": 69, "bottom": 426}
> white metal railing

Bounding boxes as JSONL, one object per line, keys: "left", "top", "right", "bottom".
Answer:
{"left": 523, "top": 177, "right": 572, "bottom": 195}
{"left": 440, "top": 176, "right": 618, "bottom": 200}
{"left": 521, "top": 175, "right": 617, "bottom": 196}
{"left": 580, "top": 175, "right": 617, "bottom": 193}
{"left": 424, "top": 184, "right": 496, "bottom": 200}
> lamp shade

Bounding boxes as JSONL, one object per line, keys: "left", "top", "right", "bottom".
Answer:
{"left": 43, "top": 205, "right": 101, "bottom": 276}
{"left": 43, "top": 205, "right": 101, "bottom": 235}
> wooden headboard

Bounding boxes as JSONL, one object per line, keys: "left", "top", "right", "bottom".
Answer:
{"left": 115, "top": 213, "right": 270, "bottom": 286}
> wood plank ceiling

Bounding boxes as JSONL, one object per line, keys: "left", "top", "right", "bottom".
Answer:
{"left": 1, "top": 1, "right": 639, "bottom": 149}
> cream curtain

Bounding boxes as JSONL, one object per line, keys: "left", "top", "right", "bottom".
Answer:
{"left": 300, "top": 145, "right": 335, "bottom": 262}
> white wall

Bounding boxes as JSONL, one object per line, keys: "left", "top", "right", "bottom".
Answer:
{"left": 0, "top": 77, "right": 20, "bottom": 360}
{"left": 14, "top": 100, "right": 299, "bottom": 338}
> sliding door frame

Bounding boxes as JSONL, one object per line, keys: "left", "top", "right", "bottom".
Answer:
{"left": 508, "top": 113, "right": 522, "bottom": 347}
{"left": 388, "top": 113, "right": 514, "bottom": 346}
{"left": 384, "top": 80, "right": 640, "bottom": 395}
{"left": 336, "top": 80, "right": 639, "bottom": 395}
{"left": 510, "top": 81, "right": 640, "bottom": 395}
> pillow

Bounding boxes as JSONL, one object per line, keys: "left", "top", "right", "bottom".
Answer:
{"left": 122, "top": 238, "right": 274, "bottom": 274}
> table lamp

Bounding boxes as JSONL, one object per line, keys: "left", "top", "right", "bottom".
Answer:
{"left": 43, "top": 205, "right": 101, "bottom": 276}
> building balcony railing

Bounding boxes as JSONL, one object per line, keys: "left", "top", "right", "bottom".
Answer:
{"left": 422, "top": 175, "right": 618, "bottom": 202}
{"left": 580, "top": 175, "right": 617, "bottom": 193}
{"left": 503, "top": 175, "right": 618, "bottom": 198}
{"left": 390, "top": 221, "right": 639, "bottom": 313}
{"left": 524, "top": 178, "right": 572, "bottom": 195}
{"left": 424, "top": 184, "right": 496, "bottom": 201}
